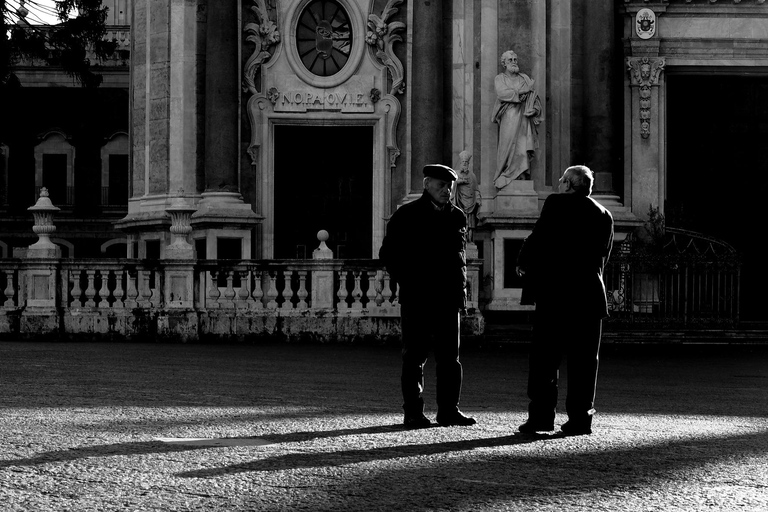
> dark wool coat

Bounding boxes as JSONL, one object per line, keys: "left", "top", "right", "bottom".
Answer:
{"left": 517, "top": 193, "right": 614, "bottom": 319}
{"left": 379, "top": 191, "right": 468, "bottom": 311}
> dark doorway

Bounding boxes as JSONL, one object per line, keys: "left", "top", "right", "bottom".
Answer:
{"left": 274, "top": 125, "right": 373, "bottom": 259}
{"left": 666, "top": 74, "right": 768, "bottom": 322}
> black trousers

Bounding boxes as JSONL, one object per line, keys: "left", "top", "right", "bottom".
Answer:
{"left": 400, "top": 304, "right": 463, "bottom": 416}
{"left": 527, "top": 309, "right": 603, "bottom": 425}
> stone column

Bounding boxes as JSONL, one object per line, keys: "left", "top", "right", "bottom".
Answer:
{"left": 190, "top": 1, "right": 260, "bottom": 258}
{"left": 117, "top": 0, "right": 201, "bottom": 251}
{"left": 203, "top": 0, "right": 238, "bottom": 194}
{"left": 408, "top": 0, "right": 443, "bottom": 193}
{"left": 584, "top": 0, "right": 617, "bottom": 195}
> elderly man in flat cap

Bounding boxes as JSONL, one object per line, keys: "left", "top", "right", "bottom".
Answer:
{"left": 379, "top": 164, "right": 476, "bottom": 428}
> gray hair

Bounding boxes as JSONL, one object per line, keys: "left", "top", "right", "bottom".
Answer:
{"left": 564, "top": 165, "right": 594, "bottom": 196}
{"left": 500, "top": 50, "right": 517, "bottom": 64}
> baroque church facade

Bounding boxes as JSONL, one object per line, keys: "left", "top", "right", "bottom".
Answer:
{"left": 2, "top": 0, "right": 768, "bottom": 335}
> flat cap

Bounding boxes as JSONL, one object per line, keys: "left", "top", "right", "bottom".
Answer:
{"left": 423, "top": 164, "right": 458, "bottom": 182}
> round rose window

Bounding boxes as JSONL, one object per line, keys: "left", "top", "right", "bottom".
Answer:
{"left": 296, "top": 0, "right": 352, "bottom": 77}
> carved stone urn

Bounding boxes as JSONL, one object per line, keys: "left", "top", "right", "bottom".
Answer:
{"left": 165, "top": 190, "right": 197, "bottom": 259}
{"left": 27, "top": 187, "right": 61, "bottom": 254}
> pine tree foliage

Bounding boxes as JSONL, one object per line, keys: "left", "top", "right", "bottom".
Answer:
{"left": 1, "top": 0, "right": 115, "bottom": 88}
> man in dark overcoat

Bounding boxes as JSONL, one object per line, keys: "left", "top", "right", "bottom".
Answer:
{"left": 516, "top": 165, "right": 614, "bottom": 435}
{"left": 379, "top": 164, "right": 476, "bottom": 428}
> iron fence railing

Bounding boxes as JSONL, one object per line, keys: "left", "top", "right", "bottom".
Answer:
{"left": 604, "top": 228, "right": 740, "bottom": 328}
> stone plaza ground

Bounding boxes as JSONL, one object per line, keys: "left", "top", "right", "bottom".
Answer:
{"left": 0, "top": 339, "right": 767, "bottom": 511}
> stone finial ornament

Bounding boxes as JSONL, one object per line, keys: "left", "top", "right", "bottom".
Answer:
{"left": 27, "top": 187, "right": 60, "bottom": 251}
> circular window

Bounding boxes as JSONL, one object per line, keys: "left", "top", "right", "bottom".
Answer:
{"left": 296, "top": 0, "right": 352, "bottom": 77}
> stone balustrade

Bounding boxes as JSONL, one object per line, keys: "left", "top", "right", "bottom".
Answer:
{"left": 0, "top": 257, "right": 484, "bottom": 342}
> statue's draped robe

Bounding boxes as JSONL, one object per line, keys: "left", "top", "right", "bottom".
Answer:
{"left": 451, "top": 171, "right": 481, "bottom": 229}
{"left": 492, "top": 72, "right": 542, "bottom": 189}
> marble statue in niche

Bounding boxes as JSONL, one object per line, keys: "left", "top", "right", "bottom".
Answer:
{"left": 492, "top": 50, "right": 542, "bottom": 189}
{"left": 451, "top": 150, "right": 481, "bottom": 243}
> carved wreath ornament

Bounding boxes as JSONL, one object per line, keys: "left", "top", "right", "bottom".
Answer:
{"left": 366, "top": 0, "right": 406, "bottom": 95}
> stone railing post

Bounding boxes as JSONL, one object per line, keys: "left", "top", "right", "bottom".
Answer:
{"left": 163, "top": 193, "right": 196, "bottom": 309}
{"left": 311, "top": 230, "right": 335, "bottom": 310}
{"left": 14, "top": 187, "right": 62, "bottom": 335}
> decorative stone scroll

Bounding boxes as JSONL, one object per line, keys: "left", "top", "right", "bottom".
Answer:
{"left": 627, "top": 56, "right": 665, "bottom": 139}
{"left": 242, "top": 0, "right": 281, "bottom": 95}
{"left": 366, "top": 0, "right": 406, "bottom": 95}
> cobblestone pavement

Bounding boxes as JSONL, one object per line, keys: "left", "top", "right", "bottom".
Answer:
{"left": 1, "top": 340, "right": 767, "bottom": 511}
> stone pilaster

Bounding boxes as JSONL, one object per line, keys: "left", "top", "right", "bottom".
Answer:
{"left": 627, "top": 55, "right": 665, "bottom": 218}
{"left": 583, "top": 0, "right": 617, "bottom": 195}
{"left": 408, "top": 0, "right": 443, "bottom": 194}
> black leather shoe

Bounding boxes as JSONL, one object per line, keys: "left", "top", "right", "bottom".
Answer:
{"left": 518, "top": 420, "right": 555, "bottom": 434}
{"left": 436, "top": 410, "right": 477, "bottom": 427}
{"left": 560, "top": 420, "right": 592, "bottom": 436}
{"left": 403, "top": 413, "right": 432, "bottom": 429}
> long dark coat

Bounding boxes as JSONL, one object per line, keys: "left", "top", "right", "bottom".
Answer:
{"left": 517, "top": 193, "right": 614, "bottom": 319}
{"left": 379, "top": 191, "right": 468, "bottom": 311}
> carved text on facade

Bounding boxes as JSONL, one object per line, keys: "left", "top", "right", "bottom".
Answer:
{"left": 272, "top": 75, "right": 375, "bottom": 113}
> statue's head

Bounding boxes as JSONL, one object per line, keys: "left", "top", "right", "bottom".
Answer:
{"left": 459, "top": 150, "right": 471, "bottom": 170}
{"left": 501, "top": 50, "right": 519, "bottom": 74}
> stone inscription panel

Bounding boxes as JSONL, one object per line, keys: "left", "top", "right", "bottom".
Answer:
{"left": 272, "top": 75, "right": 375, "bottom": 113}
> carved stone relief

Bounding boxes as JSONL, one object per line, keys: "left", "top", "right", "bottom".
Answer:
{"left": 365, "top": 0, "right": 406, "bottom": 95}
{"left": 242, "top": 0, "right": 281, "bottom": 96}
{"left": 627, "top": 56, "right": 665, "bottom": 139}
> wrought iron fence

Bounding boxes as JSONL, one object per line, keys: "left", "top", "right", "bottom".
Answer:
{"left": 604, "top": 228, "right": 740, "bottom": 328}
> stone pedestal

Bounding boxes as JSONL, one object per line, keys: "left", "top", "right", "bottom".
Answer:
{"left": 190, "top": 192, "right": 262, "bottom": 259}
{"left": 163, "top": 261, "right": 195, "bottom": 309}
{"left": 493, "top": 181, "right": 540, "bottom": 213}
{"left": 311, "top": 231, "right": 335, "bottom": 310}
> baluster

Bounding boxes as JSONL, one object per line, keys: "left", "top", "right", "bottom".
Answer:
{"left": 351, "top": 270, "right": 363, "bottom": 309}
{"left": 125, "top": 270, "right": 138, "bottom": 308}
{"left": 223, "top": 270, "right": 236, "bottom": 308}
{"left": 265, "top": 270, "right": 279, "bottom": 309}
{"left": 381, "top": 270, "right": 392, "bottom": 306}
{"left": 364, "top": 270, "right": 377, "bottom": 308}
{"left": 336, "top": 270, "right": 347, "bottom": 310}
{"left": 146, "top": 270, "right": 158, "bottom": 307}
{"left": 84, "top": 270, "right": 97, "bottom": 307}
{"left": 251, "top": 269, "right": 264, "bottom": 309}
{"left": 71, "top": 270, "right": 85, "bottom": 307}
{"left": 3, "top": 270, "right": 15, "bottom": 307}
{"left": 95, "top": 270, "right": 109, "bottom": 309}
{"left": 112, "top": 270, "right": 125, "bottom": 308}
{"left": 207, "top": 271, "right": 221, "bottom": 309}
{"left": 282, "top": 269, "right": 295, "bottom": 309}
{"left": 237, "top": 271, "right": 250, "bottom": 309}
{"left": 296, "top": 270, "right": 308, "bottom": 309}
{"left": 134, "top": 270, "right": 147, "bottom": 307}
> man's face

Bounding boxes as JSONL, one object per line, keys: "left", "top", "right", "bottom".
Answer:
{"left": 558, "top": 172, "right": 572, "bottom": 194}
{"left": 502, "top": 54, "right": 519, "bottom": 74}
{"left": 425, "top": 177, "right": 453, "bottom": 205}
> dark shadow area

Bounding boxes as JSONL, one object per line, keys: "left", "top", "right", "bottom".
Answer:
{"left": 175, "top": 429, "right": 768, "bottom": 511}
{"left": 176, "top": 433, "right": 539, "bottom": 477}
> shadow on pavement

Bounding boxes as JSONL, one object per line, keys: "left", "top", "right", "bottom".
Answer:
{"left": 176, "top": 433, "right": 543, "bottom": 477}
